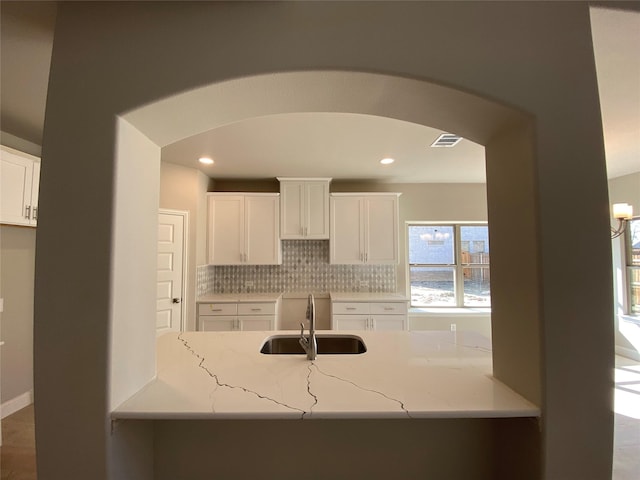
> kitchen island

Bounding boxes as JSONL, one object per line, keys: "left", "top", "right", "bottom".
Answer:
{"left": 112, "top": 330, "right": 541, "bottom": 479}
{"left": 113, "top": 330, "right": 538, "bottom": 420}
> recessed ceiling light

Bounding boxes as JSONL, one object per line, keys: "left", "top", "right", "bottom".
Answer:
{"left": 431, "top": 133, "right": 462, "bottom": 147}
{"left": 380, "top": 158, "right": 395, "bottom": 165}
{"left": 199, "top": 157, "right": 214, "bottom": 165}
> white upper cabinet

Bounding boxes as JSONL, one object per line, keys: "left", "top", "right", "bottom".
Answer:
{"left": 0, "top": 146, "right": 40, "bottom": 227}
{"left": 278, "top": 178, "right": 330, "bottom": 239}
{"left": 207, "top": 193, "right": 281, "bottom": 265}
{"left": 330, "top": 193, "right": 400, "bottom": 264}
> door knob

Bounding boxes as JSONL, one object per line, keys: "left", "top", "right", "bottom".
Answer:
{"left": 172, "top": 298, "right": 181, "bottom": 304}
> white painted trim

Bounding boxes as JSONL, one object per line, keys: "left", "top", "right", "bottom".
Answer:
{"left": 159, "top": 209, "right": 189, "bottom": 332}
{"left": 1, "top": 390, "right": 33, "bottom": 419}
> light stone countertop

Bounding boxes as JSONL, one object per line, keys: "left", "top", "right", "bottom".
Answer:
{"left": 197, "top": 293, "right": 283, "bottom": 303}
{"left": 329, "top": 292, "right": 409, "bottom": 302}
{"left": 112, "top": 330, "right": 539, "bottom": 420}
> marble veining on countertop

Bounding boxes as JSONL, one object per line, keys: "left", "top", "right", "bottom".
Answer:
{"left": 112, "top": 331, "right": 539, "bottom": 420}
{"left": 329, "top": 292, "right": 409, "bottom": 302}
{"left": 197, "top": 293, "right": 283, "bottom": 303}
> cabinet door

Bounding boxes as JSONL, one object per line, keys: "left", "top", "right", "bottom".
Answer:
{"left": 371, "top": 315, "right": 406, "bottom": 331}
{"left": 200, "top": 316, "right": 237, "bottom": 331}
{"left": 0, "top": 148, "right": 36, "bottom": 226}
{"left": 239, "top": 316, "right": 274, "bottom": 331}
{"left": 305, "top": 182, "right": 329, "bottom": 239}
{"left": 208, "top": 195, "right": 244, "bottom": 265}
{"left": 330, "top": 196, "right": 364, "bottom": 264}
{"left": 280, "top": 182, "right": 304, "bottom": 238}
{"left": 364, "top": 195, "right": 398, "bottom": 264}
{"left": 245, "top": 195, "right": 281, "bottom": 264}
{"left": 332, "top": 314, "right": 369, "bottom": 330}
{"left": 30, "top": 162, "right": 40, "bottom": 225}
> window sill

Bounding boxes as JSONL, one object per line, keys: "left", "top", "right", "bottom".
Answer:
{"left": 409, "top": 307, "right": 491, "bottom": 316}
{"left": 619, "top": 314, "right": 640, "bottom": 326}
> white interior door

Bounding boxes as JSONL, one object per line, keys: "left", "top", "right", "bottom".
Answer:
{"left": 157, "top": 211, "right": 187, "bottom": 335}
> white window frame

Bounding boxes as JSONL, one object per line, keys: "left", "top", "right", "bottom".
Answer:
{"left": 625, "top": 217, "right": 640, "bottom": 316}
{"left": 406, "top": 222, "right": 490, "bottom": 308}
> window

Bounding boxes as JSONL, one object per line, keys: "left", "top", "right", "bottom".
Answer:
{"left": 626, "top": 218, "right": 640, "bottom": 314}
{"left": 408, "top": 224, "right": 490, "bottom": 307}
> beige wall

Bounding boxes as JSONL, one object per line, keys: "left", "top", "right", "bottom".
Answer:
{"left": 109, "top": 119, "right": 160, "bottom": 410}
{"left": 0, "top": 226, "right": 35, "bottom": 405}
{"left": 159, "top": 162, "right": 212, "bottom": 331}
{"left": 35, "top": 2, "right": 612, "bottom": 479}
{"left": 0, "top": 132, "right": 40, "bottom": 408}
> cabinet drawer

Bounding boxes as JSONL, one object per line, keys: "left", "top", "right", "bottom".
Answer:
{"left": 370, "top": 302, "right": 407, "bottom": 315}
{"left": 198, "top": 303, "right": 238, "bottom": 316}
{"left": 332, "top": 302, "right": 370, "bottom": 315}
{"left": 237, "top": 302, "right": 276, "bottom": 316}
{"left": 240, "top": 316, "right": 275, "bottom": 331}
{"left": 200, "top": 316, "right": 237, "bottom": 331}
{"left": 332, "top": 314, "right": 369, "bottom": 330}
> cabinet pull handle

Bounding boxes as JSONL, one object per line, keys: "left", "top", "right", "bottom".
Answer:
{"left": 25, "top": 206, "right": 31, "bottom": 219}
{"left": 384, "top": 307, "right": 394, "bottom": 311}
{"left": 32, "top": 207, "right": 38, "bottom": 220}
{"left": 346, "top": 307, "right": 356, "bottom": 310}
{"left": 210, "top": 308, "right": 223, "bottom": 312}
{"left": 250, "top": 308, "right": 261, "bottom": 312}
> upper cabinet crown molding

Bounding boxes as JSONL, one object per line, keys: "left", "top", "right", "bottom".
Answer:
{"left": 278, "top": 178, "right": 331, "bottom": 240}
{"left": 330, "top": 193, "right": 401, "bottom": 265}
{"left": 207, "top": 193, "right": 281, "bottom": 265}
{"left": 0, "top": 145, "right": 41, "bottom": 227}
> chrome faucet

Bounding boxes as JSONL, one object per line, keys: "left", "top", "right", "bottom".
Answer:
{"left": 299, "top": 293, "right": 317, "bottom": 360}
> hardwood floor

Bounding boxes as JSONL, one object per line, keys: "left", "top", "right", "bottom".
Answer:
{"left": 0, "top": 404, "right": 36, "bottom": 480}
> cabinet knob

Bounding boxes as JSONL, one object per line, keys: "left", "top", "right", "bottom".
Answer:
{"left": 172, "top": 298, "right": 181, "bottom": 304}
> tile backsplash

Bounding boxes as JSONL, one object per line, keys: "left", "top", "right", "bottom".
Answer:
{"left": 197, "top": 240, "right": 396, "bottom": 295}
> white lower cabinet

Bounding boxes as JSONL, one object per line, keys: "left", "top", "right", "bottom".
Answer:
{"left": 331, "top": 301, "right": 407, "bottom": 331}
{"left": 198, "top": 301, "right": 277, "bottom": 331}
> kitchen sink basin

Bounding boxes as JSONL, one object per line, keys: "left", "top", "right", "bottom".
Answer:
{"left": 260, "top": 334, "right": 367, "bottom": 355}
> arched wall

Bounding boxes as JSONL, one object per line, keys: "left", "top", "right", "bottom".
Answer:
{"left": 35, "top": 2, "right": 612, "bottom": 479}
{"left": 121, "top": 67, "right": 540, "bottom": 401}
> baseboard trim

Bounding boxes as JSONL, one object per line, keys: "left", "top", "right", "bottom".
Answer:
{"left": 1, "top": 390, "right": 33, "bottom": 419}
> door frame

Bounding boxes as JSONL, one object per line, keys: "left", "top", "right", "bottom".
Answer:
{"left": 158, "top": 208, "right": 189, "bottom": 333}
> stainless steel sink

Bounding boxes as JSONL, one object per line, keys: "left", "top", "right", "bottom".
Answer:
{"left": 260, "top": 334, "right": 367, "bottom": 355}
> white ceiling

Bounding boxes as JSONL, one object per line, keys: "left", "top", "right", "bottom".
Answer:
{"left": 161, "top": 112, "right": 486, "bottom": 183}
{"left": 1, "top": 3, "right": 638, "bottom": 182}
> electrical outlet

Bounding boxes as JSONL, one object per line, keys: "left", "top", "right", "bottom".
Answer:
{"left": 450, "top": 323, "right": 457, "bottom": 332}
{"left": 245, "top": 281, "right": 254, "bottom": 288}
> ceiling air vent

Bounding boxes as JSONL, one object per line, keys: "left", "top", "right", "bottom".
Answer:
{"left": 431, "top": 133, "right": 462, "bottom": 148}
